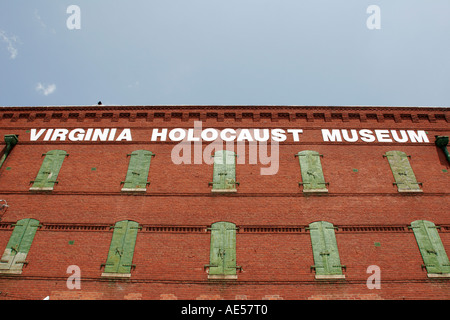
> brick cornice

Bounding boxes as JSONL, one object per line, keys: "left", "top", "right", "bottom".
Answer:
{"left": 0, "top": 104, "right": 449, "bottom": 112}
{"left": 0, "top": 105, "right": 448, "bottom": 124}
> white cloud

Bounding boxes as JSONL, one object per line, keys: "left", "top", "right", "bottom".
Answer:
{"left": 0, "top": 30, "right": 19, "bottom": 59}
{"left": 36, "top": 83, "right": 56, "bottom": 96}
{"left": 128, "top": 81, "right": 140, "bottom": 88}
{"left": 34, "top": 9, "right": 56, "bottom": 34}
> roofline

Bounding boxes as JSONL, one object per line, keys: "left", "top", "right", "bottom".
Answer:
{"left": 0, "top": 105, "right": 448, "bottom": 112}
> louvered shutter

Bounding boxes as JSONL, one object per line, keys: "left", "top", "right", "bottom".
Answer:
{"left": 102, "top": 220, "right": 139, "bottom": 276}
{"left": 30, "top": 150, "right": 67, "bottom": 191}
{"left": 296, "top": 150, "right": 328, "bottom": 193}
{"left": 0, "top": 218, "right": 40, "bottom": 273}
{"left": 410, "top": 220, "right": 450, "bottom": 275}
{"left": 121, "top": 150, "right": 154, "bottom": 192}
{"left": 308, "top": 221, "right": 345, "bottom": 278}
{"left": 384, "top": 151, "right": 422, "bottom": 192}
{"left": 207, "top": 222, "right": 238, "bottom": 278}
{"left": 211, "top": 150, "right": 237, "bottom": 192}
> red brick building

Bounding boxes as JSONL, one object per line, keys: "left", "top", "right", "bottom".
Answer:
{"left": 0, "top": 105, "right": 448, "bottom": 300}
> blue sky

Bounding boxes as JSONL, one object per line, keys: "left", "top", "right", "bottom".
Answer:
{"left": 0, "top": 1, "right": 449, "bottom": 107}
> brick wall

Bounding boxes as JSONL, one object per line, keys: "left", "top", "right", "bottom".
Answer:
{"left": 0, "top": 105, "right": 448, "bottom": 300}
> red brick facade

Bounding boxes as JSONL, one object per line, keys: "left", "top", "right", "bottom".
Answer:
{"left": 0, "top": 105, "right": 448, "bottom": 300}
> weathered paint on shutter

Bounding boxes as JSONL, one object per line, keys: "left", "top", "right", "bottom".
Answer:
{"left": 384, "top": 151, "right": 422, "bottom": 192}
{"left": 118, "top": 221, "right": 140, "bottom": 273}
{"left": 208, "top": 222, "right": 237, "bottom": 276}
{"left": 211, "top": 150, "right": 237, "bottom": 192}
{"left": 309, "top": 221, "right": 343, "bottom": 276}
{"left": 0, "top": 218, "right": 40, "bottom": 273}
{"left": 103, "top": 220, "right": 139, "bottom": 275}
{"left": 410, "top": 220, "right": 450, "bottom": 274}
{"left": 296, "top": 150, "right": 328, "bottom": 193}
{"left": 30, "top": 150, "right": 67, "bottom": 191}
{"left": 121, "top": 150, "right": 154, "bottom": 192}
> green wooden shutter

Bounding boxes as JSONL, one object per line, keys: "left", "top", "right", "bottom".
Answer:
{"left": 308, "top": 221, "right": 345, "bottom": 278}
{"left": 410, "top": 220, "right": 450, "bottom": 275}
{"left": 296, "top": 150, "right": 328, "bottom": 193}
{"left": 384, "top": 151, "right": 422, "bottom": 192}
{"left": 207, "top": 222, "right": 238, "bottom": 278}
{"left": 211, "top": 150, "right": 238, "bottom": 192}
{"left": 0, "top": 218, "right": 40, "bottom": 274}
{"left": 102, "top": 220, "right": 139, "bottom": 276}
{"left": 121, "top": 150, "right": 154, "bottom": 192}
{"left": 30, "top": 150, "right": 67, "bottom": 191}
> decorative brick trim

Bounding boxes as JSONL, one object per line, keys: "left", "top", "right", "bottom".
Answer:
{"left": 0, "top": 222, "right": 450, "bottom": 234}
{"left": 240, "top": 226, "right": 303, "bottom": 233}
{"left": 42, "top": 223, "right": 110, "bottom": 232}
{"left": 0, "top": 106, "right": 447, "bottom": 125}
{"left": 111, "top": 113, "right": 119, "bottom": 122}
{"left": 77, "top": 113, "right": 85, "bottom": 122}
{"left": 376, "top": 114, "right": 384, "bottom": 123}
{"left": 428, "top": 114, "right": 436, "bottom": 123}
{"left": 2, "top": 223, "right": 448, "bottom": 234}
{"left": 337, "top": 225, "right": 408, "bottom": 233}
{"left": 93, "top": 113, "right": 101, "bottom": 122}
{"left": 0, "top": 223, "right": 14, "bottom": 230}
{"left": 10, "top": 114, "right": 19, "bottom": 122}
{"left": 27, "top": 113, "right": 36, "bottom": 122}
{"left": 44, "top": 113, "right": 51, "bottom": 122}
{"left": 144, "top": 225, "right": 206, "bottom": 233}
{"left": 341, "top": 113, "right": 349, "bottom": 122}
{"left": 360, "top": 113, "right": 367, "bottom": 122}
{"left": 445, "top": 114, "right": 450, "bottom": 122}
{"left": 271, "top": 113, "right": 279, "bottom": 122}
